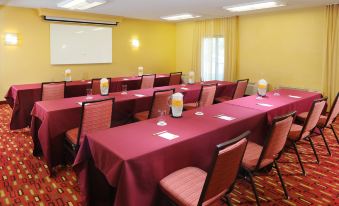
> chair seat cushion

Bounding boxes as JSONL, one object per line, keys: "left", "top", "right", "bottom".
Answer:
{"left": 288, "top": 124, "right": 309, "bottom": 141}
{"left": 65, "top": 128, "right": 79, "bottom": 145}
{"left": 184, "top": 102, "right": 198, "bottom": 111}
{"left": 242, "top": 141, "right": 263, "bottom": 170}
{"left": 215, "top": 96, "right": 232, "bottom": 103}
{"left": 160, "top": 167, "right": 207, "bottom": 206}
{"left": 297, "top": 112, "right": 327, "bottom": 128}
{"left": 134, "top": 111, "right": 149, "bottom": 121}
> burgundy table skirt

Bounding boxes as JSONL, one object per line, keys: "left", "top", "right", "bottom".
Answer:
{"left": 31, "top": 81, "right": 236, "bottom": 174}
{"left": 74, "top": 103, "right": 267, "bottom": 206}
{"left": 5, "top": 75, "right": 170, "bottom": 130}
{"left": 73, "top": 89, "right": 322, "bottom": 206}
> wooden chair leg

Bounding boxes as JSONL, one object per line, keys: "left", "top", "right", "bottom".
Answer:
{"left": 319, "top": 128, "right": 331, "bottom": 156}
{"left": 273, "top": 160, "right": 289, "bottom": 199}
{"left": 308, "top": 137, "right": 320, "bottom": 164}
{"left": 330, "top": 124, "right": 339, "bottom": 144}
{"left": 292, "top": 142, "right": 306, "bottom": 176}
{"left": 244, "top": 168, "right": 261, "bottom": 206}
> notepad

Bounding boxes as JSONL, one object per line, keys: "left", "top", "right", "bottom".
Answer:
{"left": 181, "top": 87, "right": 189, "bottom": 90}
{"left": 288, "top": 95, "right": 301, "bottom": 99}
{"left": 257, "top": 103, "right": 273, "bottom": 107}
{"left": 215, "top": 115, "right": 235, "bottom": 121}
{"left": 158, "top": 132, "right": 179, "bottom": 140}
{"left": 123, "top": 78, "right": 129, "bottom": 80}
{"left": 134, "top": 94, "right": 145, "bottom": 97}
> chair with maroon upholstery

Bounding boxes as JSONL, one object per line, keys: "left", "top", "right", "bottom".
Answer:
{"left": 65, "top": 97, "right": 114, "bottom": 157}
{"left": 215, "top": 79, "right": 249, "bottom": 103}
{"left": 288, "top": 97, "right": 327, "bottom": 175}
{"left": 140, "top": 74, "right": 156, "bottom": 89}
{"left": 41, "top": 81, "right": 66, "bottom": 101}
{"left": 296, "top": 92, "right": 339, "bottom": 154}
{"left": 160, "top": 131, "right": 249, "bottom": 206}
{"left": 242, "top": 111, "right": 296, "bottom": 205}
{"left": 134, "top": 89, "right": 175, "bottom": 121}
{"left": 184, "top": 84, "right": 217, "bottom": 111}
{"left": 91, "top": 78, "right": 112, "bottom": 95}
{"left": 168, "top": 72, "right": 182, "bottom": 86}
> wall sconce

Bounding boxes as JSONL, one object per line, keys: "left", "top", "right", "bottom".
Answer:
{"left": 4, "top": 33, "right": 18, "bottom": 46}
{"left": 131, "top": 38, "right": 140, "bottom": 48}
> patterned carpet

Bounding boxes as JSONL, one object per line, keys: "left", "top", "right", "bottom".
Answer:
{"left": 0, "top": 103, "right": 338, "bottom": 205}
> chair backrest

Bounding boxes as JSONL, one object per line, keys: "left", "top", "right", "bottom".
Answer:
{"left": 198, "top": 131, "right": 250, "bottom": 206}
{"left": 148, "top": 89, "right": 175, "bottom": 119}
{"left": 76, "top": 98, "right": 114, "bottom": 146}
{"left": 91, "top": 78, "right": 111, "bottom": 95}
{"left": 41, "top": 81, "right": 66, "bottom": 101}
{"left": 233, "top": 79, "right": 249, "bottom": 99}
{"left": 300, "top": 98, "right": 327, "bottom": 140}
{"left": 325, "top": 92, "right": 339, "bottom": 127}
{"left": 255, "top": 111, "right": 296, "bottom": 170}
{"left": 168, "top": 72, "right": 182, "bottom": 86}
{"left": 198, "top": 84, "right": 217, "bottom": 107}
{"left": 140, "top": 74, "right": 156, "bottom": 89}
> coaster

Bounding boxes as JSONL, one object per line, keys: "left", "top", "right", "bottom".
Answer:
{"left": 195, "top": 111, "right": 204, "bottom": 116}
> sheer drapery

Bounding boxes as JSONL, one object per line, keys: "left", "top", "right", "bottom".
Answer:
{"left": 322, "top": 4, "right": 339, "bottom": 107}
{"left": 192, "top": 17, "right": 238, "bottom": 82}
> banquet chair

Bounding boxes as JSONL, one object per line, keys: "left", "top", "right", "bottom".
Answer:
{"left": 41, "top": 81, "right": 66, "bottom": 101}
{"left": 160, "top": 131, "right": 249, "bottom": 206}
{"left": 140, "top": 74, "right": 156, "bottom": 89}
{"left": 287, "top": 97, "right": 327, "bottom": 175}
{"left": 91, "top": 78, "right": 112, "bottom": 95}
{"left": 242, "top": 111, "right": 296, "bottom": 205}
{"left": 296, "top": 92, "right": 339, "bottom": 155}
{"left": 168, "top": 72, "right": 182, "bottom": 86}
{"left": 134, "top": 89, "right": 175, "bottom": 121}
{"left": 65, "top": 97, "right": 114, "bottom": 157}
{"left": 215, "top": 79, "right": 249, "bottom": 103}
{"left": 184, "top": 84, "right": 217, "bottom": 111}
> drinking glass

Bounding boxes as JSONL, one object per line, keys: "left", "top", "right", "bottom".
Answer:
{"left": 86, "top": 88, "right": 93, "bottom": 100}
{"left": 121, "top": 84, "right": 128, "bottom": 95}
{"left": 273, "top": 86, "right": 280, "bottom": 96}
{"left": 157, "top": 110, "right": 167, "bottom": 126}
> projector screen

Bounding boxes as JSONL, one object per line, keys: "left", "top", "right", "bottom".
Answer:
{"left": 50, "top": 24, "right": 112, "bottom": 65}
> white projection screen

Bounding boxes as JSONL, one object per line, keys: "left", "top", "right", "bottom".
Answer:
{"left": 50, "top": 24, "right": 112, "bottom": 65}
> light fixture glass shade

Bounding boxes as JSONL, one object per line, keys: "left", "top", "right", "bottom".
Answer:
{"left": 131, "top": 39, "right": 140, "bottom": 48}
{"left": 57, "top": 0, "right": 106, "bottom": 10}
{"left": 5, "top": 33, "right": 18, "bottom": 45}
{"left": 224, "top": 1, "right": 285, "bottom": 12}
{"left": 161, "top": 13, "right": 201, "bottom": 21}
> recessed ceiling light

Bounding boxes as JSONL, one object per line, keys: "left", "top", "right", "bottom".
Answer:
{"left": 224, "top": 0, "right": 285, "bottom": 12}
{"left": 57, "top": 0, "right": 106, "bottom": 10}
{"left": 161, "top": 13, "right": 201, "bottom": 21}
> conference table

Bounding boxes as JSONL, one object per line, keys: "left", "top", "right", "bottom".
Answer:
{"left": 73, "top": 89, "right": 322, "bottom": 206}
{"left": 5, "top": 74, "right": 170, "bottom": 130}
{"left": 30, "top": 81, "right": 237, "bottom": 175}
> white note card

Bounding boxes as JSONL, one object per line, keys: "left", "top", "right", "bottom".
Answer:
{"left": 217, "top": 115, "right": 236, "bottom": 121}
{"left": 134, "top": 94, "right": 145, "bottom": 97}
{"left": 257, "top": 103, "right": 273, "bottom": 107}
{"left": 181, "top": 87, "right": 189, "bottom": 90}
{"left": 158, "top": 132, "right": 179, "bottom": 140}
{"left": 288, "top": 95, "right": 301, "bottom": 99}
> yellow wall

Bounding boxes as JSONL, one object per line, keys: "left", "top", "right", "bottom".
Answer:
{"left": 0, "top": 6, "right": 176, "bottom": 99}
{"left": 238, "top": 7, "right": 325, "bottom": 91}
{"left": 176, "top": 7, "right": 327, "bottom": 91}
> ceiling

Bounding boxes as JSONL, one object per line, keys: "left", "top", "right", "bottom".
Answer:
{"left": 1, "top": 0, "right": 339, "bottom": 21}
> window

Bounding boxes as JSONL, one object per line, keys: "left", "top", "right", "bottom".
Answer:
{"left": 201, "top": 37, "right": 225, "bottom": 81}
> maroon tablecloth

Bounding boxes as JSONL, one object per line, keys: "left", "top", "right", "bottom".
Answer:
{"left": 5, "top": 75, "right": 170, "bottom": 130}
{"left": 73, "top": 89, "right": 322, "bottom": 206}
{"left": 74, "top": 103, "right": 267, "bottom": 206}
{"left": 226, "top": 89, "right": 322, "bottom": 122}
{"left": 31, "top": 81, "right": 236, "bottom": 173}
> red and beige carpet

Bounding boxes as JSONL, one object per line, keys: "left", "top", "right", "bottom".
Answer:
{"left": 0, "top": 104, "right": 338, "bottom": 205}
